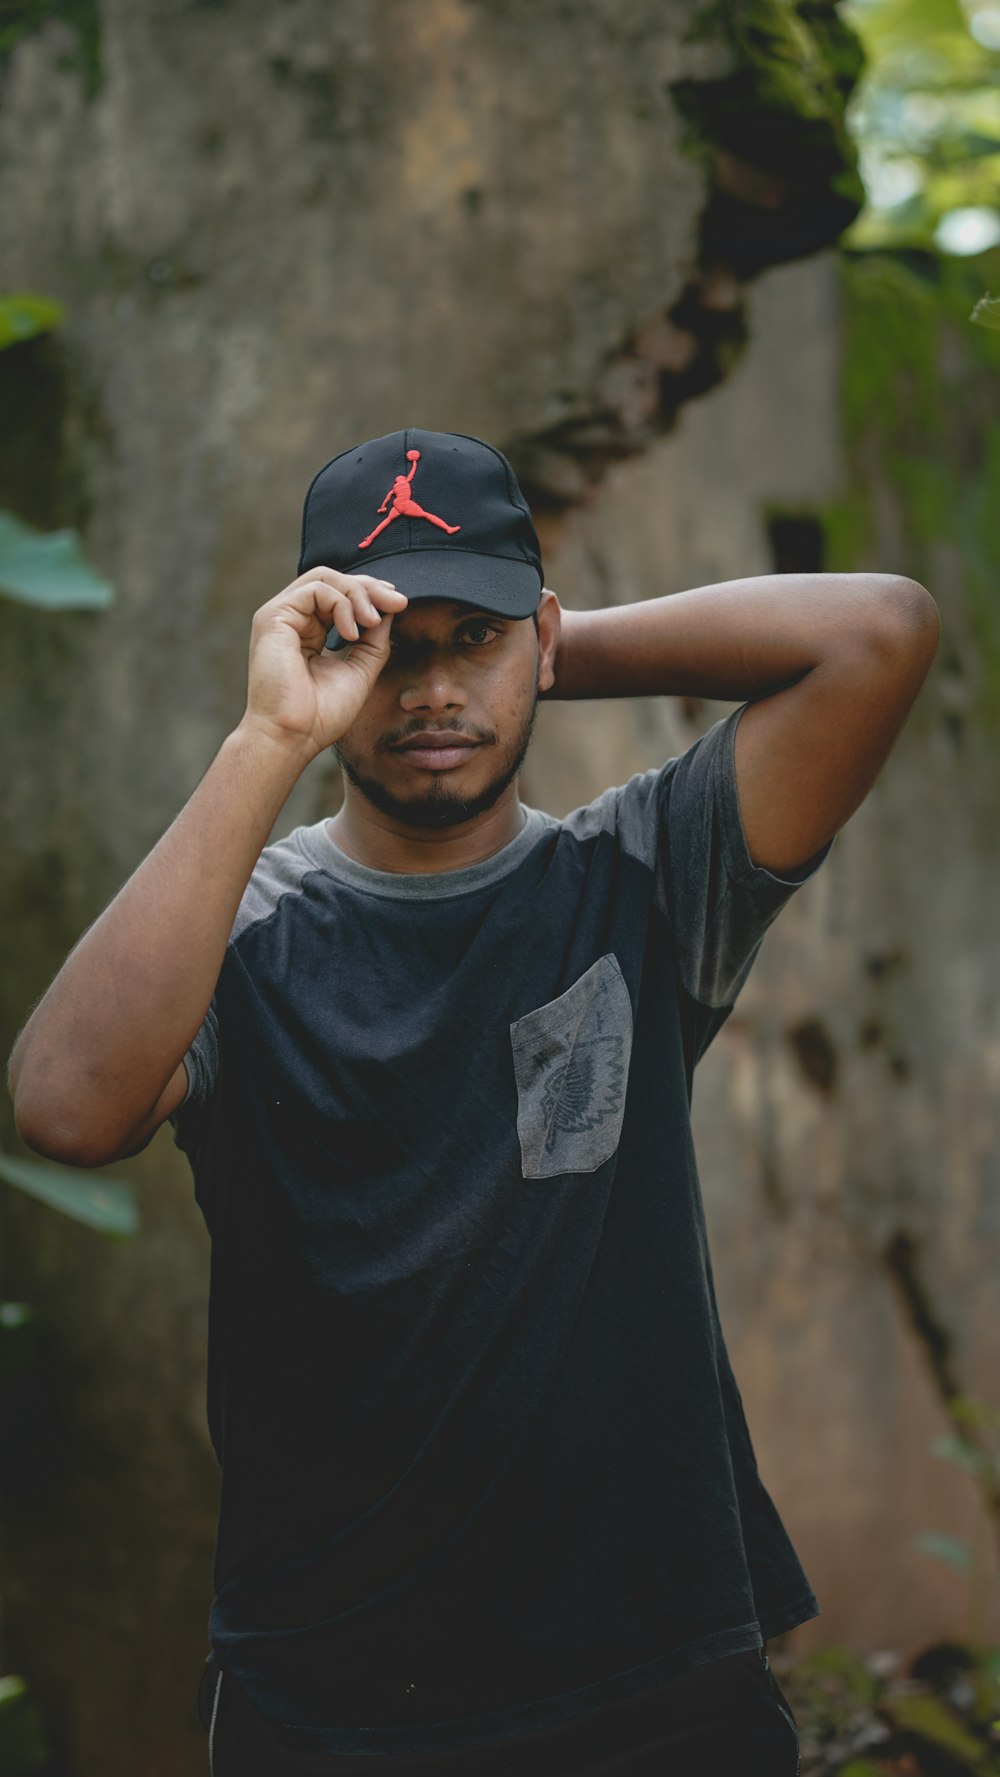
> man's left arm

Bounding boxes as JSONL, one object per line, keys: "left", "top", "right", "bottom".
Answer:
{"left": 538, "top": 572, "right": 940, "bottom": 878}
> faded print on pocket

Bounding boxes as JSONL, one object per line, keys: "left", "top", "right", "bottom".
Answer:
{"left": 510, "top": 953, "right": 633, "bottom": 1179}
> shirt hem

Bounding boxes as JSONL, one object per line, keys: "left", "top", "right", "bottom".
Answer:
{"left": 224, "top": 1591, "right": 820, "bottom": 1758}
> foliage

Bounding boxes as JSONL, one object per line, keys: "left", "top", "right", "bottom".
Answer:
{"left": 818, "top": 245, "right": 1000, "bottom": 735}
{"left": 0, "top": 0, "right": 102, "bottom": 100}
{"left": 774, "top": 1399, "right": 1000, "bottom": 1771}
{"left": 0, "top": 1154, "right": 137, "bottom": 1237}
{"left": 774, "top": 1636, "right": 1000, "bottom": 1773}
{"left": 916, "top": 1396, "right": 1000, "bottom": 1651}
{"left": 841, "top": 0, "right": 1000, "bottom": 254}
{"left": 673, "top": 0, "right": 868, "bottom": 273}
{"left": 0, "top": 296, "right": 62, "bottom": 352}
{"left": 0, "top": 293, "right": 113, "bottom": 612}
{"left": 971, "top": 290, "right": 1000, "bottom": 327}
{"left": 0, "top": 510, "right": 114, "bottom": 610}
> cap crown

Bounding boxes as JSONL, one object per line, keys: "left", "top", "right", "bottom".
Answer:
{"left": 298, "top": 428, "right": 542, "bottom": 581}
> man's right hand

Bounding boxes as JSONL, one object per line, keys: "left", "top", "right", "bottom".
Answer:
{"left": 238, "top": 568, "right": 409, "bottom": 762}
{"left": 8, "top": 568, "right": 411, "bottom": 1165}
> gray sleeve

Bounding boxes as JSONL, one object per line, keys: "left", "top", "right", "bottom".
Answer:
{"left": 162, "top": 822, "right": 315, "bottom": 1161}
{"left": 167, "top": 997, "right": 220, "bottom": 1152}
{"left": 653, "top": 700, "right": 835, "bottom": 1012}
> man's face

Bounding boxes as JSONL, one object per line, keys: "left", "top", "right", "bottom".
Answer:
{"left": 332, "top": 597, "right": 549, "bottom": 830}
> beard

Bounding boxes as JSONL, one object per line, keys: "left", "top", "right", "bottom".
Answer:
{"left": 331, "top": 654, "right": 541, "bottom": 831}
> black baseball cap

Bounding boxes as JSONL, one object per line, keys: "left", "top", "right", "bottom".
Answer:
{"left": 297, "top": 428, "right": 545, "bottom": 652}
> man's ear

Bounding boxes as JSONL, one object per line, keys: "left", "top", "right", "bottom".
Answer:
{"left": 537, "top": 587, "right": 561, "bottom": 696}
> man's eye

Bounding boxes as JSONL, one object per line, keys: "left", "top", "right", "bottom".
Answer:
{"left": 388, "top": 621, "right": 499, "bottom": 652}
{"left": 461, "top": 620, "right": 498, "bottom": 645}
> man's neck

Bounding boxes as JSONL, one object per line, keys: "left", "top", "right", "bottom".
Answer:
{"left": 325, "top": 792, "right": 527, "bottom": 875}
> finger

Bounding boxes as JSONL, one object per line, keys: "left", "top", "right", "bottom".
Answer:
{"left": 255, "top": 581, "right": 332, "bottom": 637}
{"left": 345, "top": 583, "right": 382, "bottom": 626}
{"left": 360, "top": 578, "right": 407, "bottom": 607}
{"left": 292, "top": 565, "right": 401, "bottom": 597}
{"left": 334, "top": 596, "right": 360, "bottom": 642}
{"left": 264, "top": 577, "right": 406, "bottom": 648}
{"left": 349, "top": 581, "right": 408, "bottom": 624}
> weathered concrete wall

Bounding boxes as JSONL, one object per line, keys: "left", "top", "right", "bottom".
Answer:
{"left": 0, "top": 2, "right": 898, "bottom": 1772}
{"left": 528, "top": 243, "right": 1000, "bottom": 1663}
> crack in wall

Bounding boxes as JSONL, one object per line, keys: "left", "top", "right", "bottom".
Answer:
{"left": 504, "top": 0, "right": 867, "bottom": 520}
{"left": 882, "top": 1228, "right": 1000, "bottom": 1552}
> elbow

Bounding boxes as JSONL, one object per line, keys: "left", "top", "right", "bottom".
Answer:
{"left": 859, "top": 577, "right": 941, "bottom": 685}
{"left": 870, "top": 576, "right": 941, "bottom": 654}
{"left": 12, "top": 1090, "right": 119, "bottom": 1171}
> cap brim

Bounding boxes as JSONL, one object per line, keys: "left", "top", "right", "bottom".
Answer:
{"left": 323, "top": 549, "right": 541, "bottom": 652}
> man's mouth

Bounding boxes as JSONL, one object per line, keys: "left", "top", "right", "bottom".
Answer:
{"left": 390, "top": 732, "right": 482, "bottom": 772}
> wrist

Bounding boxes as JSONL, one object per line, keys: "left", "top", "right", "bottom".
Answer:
{"left": 227, "top": 716, "right": 319, "bottom": 779}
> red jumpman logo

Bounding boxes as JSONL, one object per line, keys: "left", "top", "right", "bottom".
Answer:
{"left": 357, "top": 449, "right": 461, "bottom": 549}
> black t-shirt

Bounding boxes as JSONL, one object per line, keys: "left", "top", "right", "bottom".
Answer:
{"left": 171, "top": 701, "right": 835, "bottom": 1759}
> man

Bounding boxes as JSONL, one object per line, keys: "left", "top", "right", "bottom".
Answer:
{"left": 9, "top": 428, "right": 939, "bottom": 1776}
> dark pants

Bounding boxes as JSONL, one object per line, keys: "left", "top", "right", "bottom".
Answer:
{"left": 197, "top": 1645, "right": 800, "bottom": 1776}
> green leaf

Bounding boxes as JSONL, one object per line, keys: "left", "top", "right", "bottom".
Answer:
{"left": 971, "top": 291, "right": 1000, "bottom": 330}
{"left": 0, "top": 292, "right": 63, "bottom": 351}
{"left": 914, "top": 1530, "right": 973, "bottom": 1570}
{"left": 0, "top": 1152, "right": 138, "bottom": 1236}
{"left": 884, "top": 1687, "right": 989, "bottom": 1764}
{"left": 0, "top": 510, "right": 114, "bottom": 609}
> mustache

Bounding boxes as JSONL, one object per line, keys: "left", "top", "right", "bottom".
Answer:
{"left": 377, "top": 722, "right": 498, "bottom": 751}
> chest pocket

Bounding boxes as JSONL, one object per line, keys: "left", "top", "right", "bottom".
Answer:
{"left": 510, "top": 952, "right": 633, "bottom": 1179}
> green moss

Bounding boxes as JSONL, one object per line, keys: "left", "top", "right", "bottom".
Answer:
{"left": 671, "top": 0, "right": 867, "bottom": 273}
{"left": 818, "top": 245, "right": 1000, "bottom": 733}
{"left": 732, "top": 5, "right": 860, "bottom": 129}
{"left": 0, "top": 0, "right": 102, "bottom": 99}
{"left": 674, "top": 4, "right": 866, "bottom": 187}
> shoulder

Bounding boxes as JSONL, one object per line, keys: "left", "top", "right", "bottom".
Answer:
{"left": 230, "top": 822, "right": 325, "bottom": 944}
{"left": 552, "top": 712, "right": 735, "bottom": 865}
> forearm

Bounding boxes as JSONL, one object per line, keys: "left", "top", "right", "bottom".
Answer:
{"left": 544, "top": 573, "right": 928, "bottom": 702}
{"left": 8, "top": 722, "right": 307, "bottom": 1159}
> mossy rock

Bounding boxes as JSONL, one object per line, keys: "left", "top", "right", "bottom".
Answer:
{"left": 673, "top": 0, "right": 867, "bottom": 273}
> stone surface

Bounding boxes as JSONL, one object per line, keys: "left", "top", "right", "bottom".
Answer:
{"left": 0, "top": 4, "right": 929, "bottom": 1774}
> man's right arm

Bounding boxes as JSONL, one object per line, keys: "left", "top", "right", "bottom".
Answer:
{"left": 7, "top": 565, "right": 408, "bottom": 1168}
{"left": 8, "top": 725, "right": 310, "bottom": 1166}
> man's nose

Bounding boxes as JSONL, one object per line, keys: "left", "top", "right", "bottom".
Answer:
{"left": 398, "top": 657, "right": 469, "bottom": 714}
